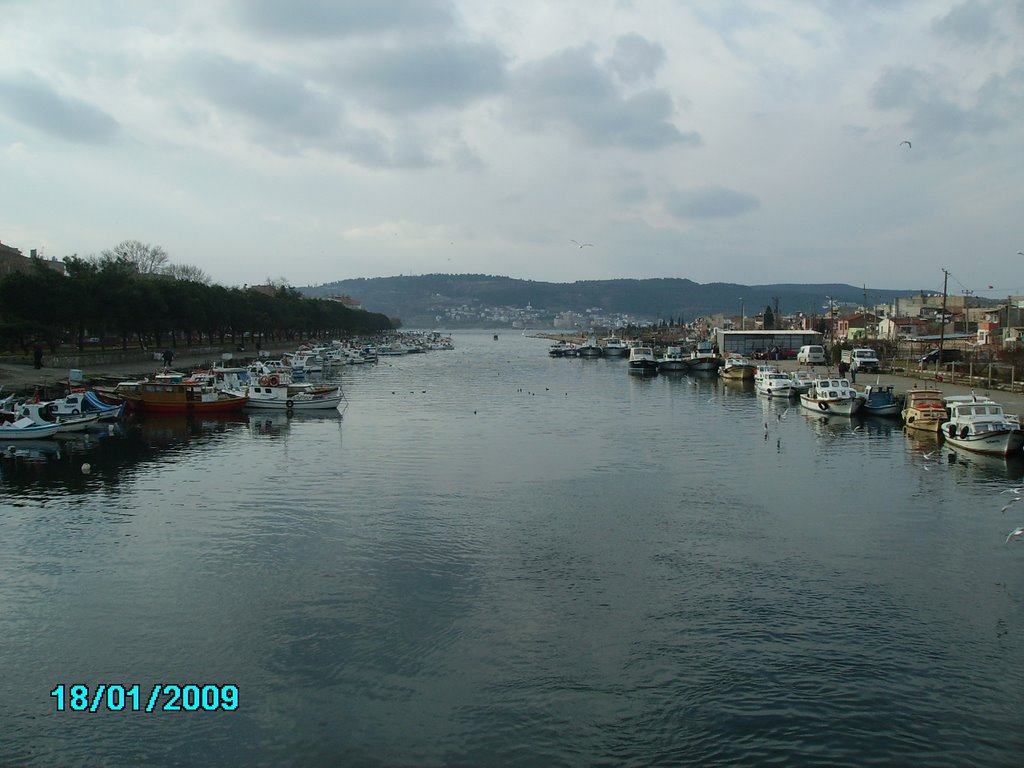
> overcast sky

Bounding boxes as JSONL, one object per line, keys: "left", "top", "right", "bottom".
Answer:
{"left": 1, "top": 1, "right": 1022, "bottom": 296}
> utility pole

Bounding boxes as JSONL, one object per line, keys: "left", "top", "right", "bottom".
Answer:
{"left": 936, "top": 268, "right": 949, "bottom": 373}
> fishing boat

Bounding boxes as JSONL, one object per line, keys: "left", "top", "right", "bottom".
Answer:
{"left": 109, "top": 378, "right": 248, "bottom": 414}
{"left": 859, "top": 384, "right": 902, "bottom": 417}
{"left": 686, "top": 340, "right": 723, "bottom": 372}
{"left": 13, "top": 401, "right": 101, "bottom": 432}
{"left": 788, "top": 370, "right": 815, "bottom": 395}
{"left": 51, "top": 390, "right": 126, "bottom": 421}
{"left": 240, "top": 372, "right": 344, "bottom": 411}
{"left": 577, "top": 335, "right": 603, "bottom": 358}
{"left": 627, "top": 346, "right": 659, "bottom": 374}
{"left": 719, "top": 354, "right": 756, "bottom": 380}
{"left": 940, "top": 394, "right": 1024, "bottom": 456}
{"left": 0, "top": 416, "right": 60, "bottom": 439}
{"left": 799, "top": 376, "right": 863, "bottom": 416}
{"left": 601, "top": 336, "right": 629, "bottom": 357}
{"left": 901, "top": 388, "right": 947, "bottom": 433}
{"left": 657, "top": 346, "right": 688, "bottom": 372}
{"left": 755, "top": 369, "right": 796, "bottom": 398}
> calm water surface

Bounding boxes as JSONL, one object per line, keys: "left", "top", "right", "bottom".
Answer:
{"left": 2, "top": 331, "right": 1024, "bottom": 766}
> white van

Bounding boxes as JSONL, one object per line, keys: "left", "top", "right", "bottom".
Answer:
{"left": 797, "top": 345, "right": 826, "bottom": 365}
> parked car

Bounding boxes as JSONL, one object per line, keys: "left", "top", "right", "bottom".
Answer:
{"left": 918, "top": 348, "right": 964, "bottom": 365}
{"left": 797, "top": 345, "right": 826, "bottom": 365}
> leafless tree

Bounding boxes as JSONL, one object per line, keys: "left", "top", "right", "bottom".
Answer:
{"left": 101, "top": 240, "right": 169, "bottom": 274}
{"left": 165, "top": 263, "right": 211, "bottom": 284}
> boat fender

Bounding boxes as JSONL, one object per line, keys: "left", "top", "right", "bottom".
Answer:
{"left": 268, "top": 375, "right": 280, "bottom": 387}
{"left": 72, "top": 408, "right": 80, "bottom": 415}
{"left": 818, "top": 401, "right": 829, "bottom": 411}
{"left": 960, "top": 426, "right": 969, "bottom": 439}
{"left": 948, "top": 425, "right": 956, "bottom": 438}
{"left": 286, "top": 400, "right": 294, "bottom": 410}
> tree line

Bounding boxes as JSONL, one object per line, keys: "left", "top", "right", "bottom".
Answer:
{"left": 0, "top": 243, "right": 393, "bottom": 354}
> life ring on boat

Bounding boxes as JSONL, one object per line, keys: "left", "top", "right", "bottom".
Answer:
{"left": 285, "top": 399, "right": 295, "bottom": 410}
{"left": 259, "top": 375, "right": 271, "bottom": 386}
{"left": 960, "top": 426, "right": 969, "bottom": 439}
{"left": 818, "top": 401, "right": 829, "bottom": 411}
{"left": 71, "top": 408, "right": 80, "bottom": 415}
{"left": 268, "top": 375, "right": 280, "bottom": 387}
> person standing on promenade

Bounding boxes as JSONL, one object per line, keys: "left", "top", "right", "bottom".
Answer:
{"left": 162, "top": 348, "right": 174, "bottom": 369}
{"left": 32, "top": 342, "right": 43, "bottom": 369}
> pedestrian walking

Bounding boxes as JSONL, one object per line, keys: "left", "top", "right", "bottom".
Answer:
{"left": 162, "top": 348, "right": 174, "bottom": 368}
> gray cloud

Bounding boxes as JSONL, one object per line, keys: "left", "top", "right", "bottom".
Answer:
{"left": 607, "top": 33, "right": 666, "bottom": 83}
{"left": 333, "top": 41, "right": 507, "bottom": 113}
{"left": 235, "top": 0, "right": 456, "bottom": 39}
{"left": 666, "top": 186, "right": 760, "bottom": 219}
{"left": 0, "top": 71, "right": 119, "bottom": 144}
{"left": 872, "top": 63, "right": 1024, "bottom": 144}
{"left": 509, "top": 47, "right": 698, "bottom": 150}
{"left": 932, "top": 0, "right": 996, "bottom": 45}
{"left": 178, "top": 54, "right": 442, "bottom": 168}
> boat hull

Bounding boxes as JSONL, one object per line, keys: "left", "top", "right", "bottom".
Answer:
{"left": 941, "top": 426, "right": 1024, "bottom": 456}
{"left": 800, "top": 395, "right": 862, "bottom": 416}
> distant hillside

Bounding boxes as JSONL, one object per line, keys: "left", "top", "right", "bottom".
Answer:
{"left": 300, "top": 274, "right": 925, "bottom": 327}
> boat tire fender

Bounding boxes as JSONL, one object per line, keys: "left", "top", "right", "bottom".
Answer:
{"left": 960, "top": 426, "right": 969, "bottom": 439}
{"left": 286, "top": 400, "right": 294, "bottom": 410}
{"left": 72, "top": 408, "right": 80, "bottom": 415}
{"left": 818, "top": 401, "right": 829, "bottom": 411}
{"left": 948, "top": 425, "right": 957, "bottom": 438}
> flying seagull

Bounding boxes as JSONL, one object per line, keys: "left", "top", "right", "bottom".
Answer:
{"left": 571, "top": 240, "right": 594, "bottom": 248}
{"left": 899, "top": 140, "right": 912, "bottom": 148}
{"left": 1005, "top": 527, "right": 1024, "bottom": 544}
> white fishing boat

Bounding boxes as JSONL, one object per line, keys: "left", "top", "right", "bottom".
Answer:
{"left": 940, "top": 394, "right": 1024, "bottom": 456}
{"left": 788, "top": 370, "right": 815, "bottom": 395}
{"left": 0, "top": 416, "right": 60, "bottom": 439}
{"left": 51, "top": 390, "right": 126, "bottom": 421}
{"left": 601, "top": 336, "right": 629, "bottom": 357}
{"left": 755, "top": 369, "right": 796, "bottom": 398}
{"left": 799, "top": 376, "right": 863, "bottom": 416}
{"left": 14, "top": 401, "right": 100, "bottom": 433}
{"left": 238, "top": 371, "right": 343, "bottom": 411}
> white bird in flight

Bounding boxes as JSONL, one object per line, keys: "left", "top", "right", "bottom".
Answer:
{"left": 571, "top": 240, "right": 594, "bottom": 248}
{"left": 1005, "top": 527, "right": 1024, "bottom": 543}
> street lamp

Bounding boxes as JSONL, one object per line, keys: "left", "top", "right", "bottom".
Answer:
{"left": 825, "top": 295, "right": 834, "bottom": 340}
{"left": 739, "top": 297, "right": 745, "bottom": 331}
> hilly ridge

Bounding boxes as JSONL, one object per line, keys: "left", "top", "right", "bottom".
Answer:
{"left": 301, "top": 274, "right": 926, "bottom": 326}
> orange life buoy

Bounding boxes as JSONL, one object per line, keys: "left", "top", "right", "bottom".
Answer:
{"left": 268, "top": 374, "right": 280, "bottom": 387}
{"left": 259, "top": 375, "right": 271, "bottom": 386}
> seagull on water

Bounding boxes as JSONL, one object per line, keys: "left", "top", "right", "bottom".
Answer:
{"left": 1000, "top": 496, "right": 1024, "bottom": 514}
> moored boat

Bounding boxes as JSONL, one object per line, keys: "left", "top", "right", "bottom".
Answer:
{"left": 240, "top": 372, "right": 344, "bottom": 411}
{"left": 628, "top": 346, "right": 659, "bottom": 374}
{"left": 860, "top": 384, "right": 902, "bottom": 417}
{"left": 14, "top": 401, "right": 101, "bottom": 432}
{"left": 601, "top": 336, "right": 629, "bottom": 357}
{"left": 799, "top": 376, "right": 863, "bottom": 416}
{"left": 110, "top": 378, "right": 249, "bottom": 414}
{"left": 720, "top": 354, "right": 756, "bottom": 380}
{"left": 901, "top": 388, "right": 946, "bottom": 432}
{"left": 657, "top": 346, "right": 688, "bottom": 371}
{"left": 755, "top": 369, "right": 796, "bottom": 398}
{"left": 577, "top": 335, "right": 603, "bottom": 358}
{"left": 0, "top": 416, "right": 60, "bottom": 439}
{"left": 940, "top": 394, "right": 1024, "bottom": 456}
{"left": 687, "top": 340, "right": 723, "bottom": 372}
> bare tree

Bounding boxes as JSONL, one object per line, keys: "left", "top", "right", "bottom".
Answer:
{"left": 165, "top": 263, "right": 211, "bottom": 284}
{"left": 101, "top": 240, "right": 169, "bottom": 274}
